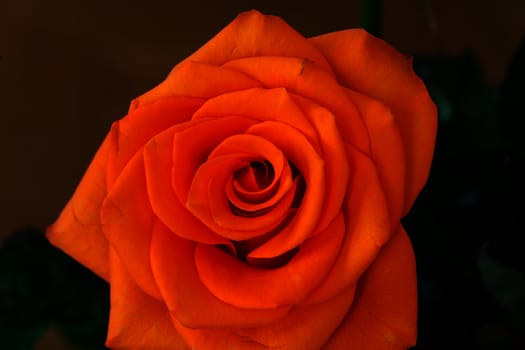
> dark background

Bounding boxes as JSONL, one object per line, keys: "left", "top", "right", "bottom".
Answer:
{"left": 2, "top": 0, "right": 524, "bottom": 349}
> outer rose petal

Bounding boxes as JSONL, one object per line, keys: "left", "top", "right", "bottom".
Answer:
{"left": 186, "top": 10, "right": 333, "bottom": 73}
{"left": 310, "top": 29, "right": 437, "bottom": 214}
{"left": 194, "top": 213, "right": 345, "bottom": 309}
{"left": 133, "top": 10, "right": 337, "bottom": 109}
{"left": 46, "top": 133, "right": 111, "bottom": 280}
{"left": 290, "top": 95, "right": 349, "bottom": 232}
{"left": 304, "top": 144, "right": 390, "bottom": 305}
{"left": 223, "top": 56, "right": 370, "bottom": 154}
{"left": 106, "top": 248, "right": 189, "bottom": 350}
{"left": 171, "top": 284, "right": 356, "bottom": 350}
{"left": 323, "top": 226, "right": 418, "bottom": 349}
{"left": 346, "top": 88, "right": 406, "bottom": 229}
{"left": 107, "top": 96, "right": 204, "bottom": 189}
{"left": 192, "top": 87, "right": 321, "bottom": 152}
{"left": 102, "top": 148, "right": 162, "bottom": 300}
{"left": 149, "top": 220, "right": 293, "bottom": 328}
{"left": 131, "top": 61, "right": 262, "bottom": 110}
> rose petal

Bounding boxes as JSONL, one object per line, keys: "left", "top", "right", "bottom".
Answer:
{"left": 194, "top": 212, "right": 345, "bottom": 309}
{"left": 323, "top": 227, "right": 418, "bottom": 349}
{"left": 149, "top": 220, "right": 293, "bottom": 328}
{"left": 186, "top": 10, "right": 333, "bottom": 73}
{"left": 304, "top": 144, "right": 390, "bottom": 304}
{"left": 102, "top": 149, "right": 161, "bottom": 300}
{"left": 310, "top": 29, "right": 437, "bottom": 214}
{"left": 130, "top": 61, "right": 262, "bottom": 110}
{"left": 290, "top": 95, "right": 349, "bottom": 233}
{"left": 46, "top": 133, "right": 111, "bottom": 280}
{"left": 105, "top": 248, "right": 190, "bottom": 350}
{"left": 346, "top": 88, "right": 406, "bottom": 228}
{"left": 192, "top": 87, "right": 321, "bottom": 152}
{"left": 106, "top": 96, "right": 204, "bottom": 189}
{"left": 170, "top": 284, "right": 356, "bottom": 350}
{"left": 223, "top": 56, "right": 370, "bottom": 154}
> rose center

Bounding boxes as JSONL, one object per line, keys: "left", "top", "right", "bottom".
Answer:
{"left": 234, "top": 160, "right": 274, "bottom": 192}
{"left": 221, "top": 161, "right": 305, "bottom": 269}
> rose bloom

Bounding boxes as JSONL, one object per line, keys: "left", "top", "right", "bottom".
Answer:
{"left": 47, "top": 10, "right": 436, "bottom": 350}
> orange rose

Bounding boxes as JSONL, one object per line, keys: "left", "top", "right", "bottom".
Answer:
{"left": 47, "top": 10, "right": 436, "bottom": 349}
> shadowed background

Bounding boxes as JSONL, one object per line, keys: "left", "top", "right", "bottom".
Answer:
{"left": 2, "top": 0, "right": 525, "bottom": 349}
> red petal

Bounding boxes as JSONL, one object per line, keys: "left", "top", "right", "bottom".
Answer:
{"left": 346, "top": 88, "right": 406, "bottom": 227}
{"left": 323, "top": 227, "right": 418, "bottom": 349}
{"left": 149, "top": 221, "right": 293, "bottom": 328}
{"left": 170, "top": 284, "right": 356, "bottom": 350}
{"left": 192, "top": 87, "right": 321, "bottom": 152}
{"left": 187, "top": 10, "right": 333, "bottom": 73}
{"left": 246, "top": 121, "right": 325, "bottom": 259}
{"left": 304, "top": 144, "right": 390, "bottom": 304}
{"left": 144, "top": 121, "right": 236, "bottom": 246}
{"left": 106, "top": 96, "right": 204, "bottom": 189}
{"left": 171, "top": 116, "right": 258, "bottom": 204}
{"left": 194, "top": 212, "right": 345, "bottom": 309}
{"left": 224, "top": 56, "right": 370, "bottom": 154}
{"left": 105, "top": 248, "right": 190, "bottom": 349}
{"left": 130, "top": 61, "right": 262, "bottom": 110}
{"left": 102, "top": 150, "right": 161, "bottom": 300}
{"left": 291, "top": 95, "right": 349, "bottom": 233}
{"left": 310, "top": 29, "right": 437, "bottom": 214}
